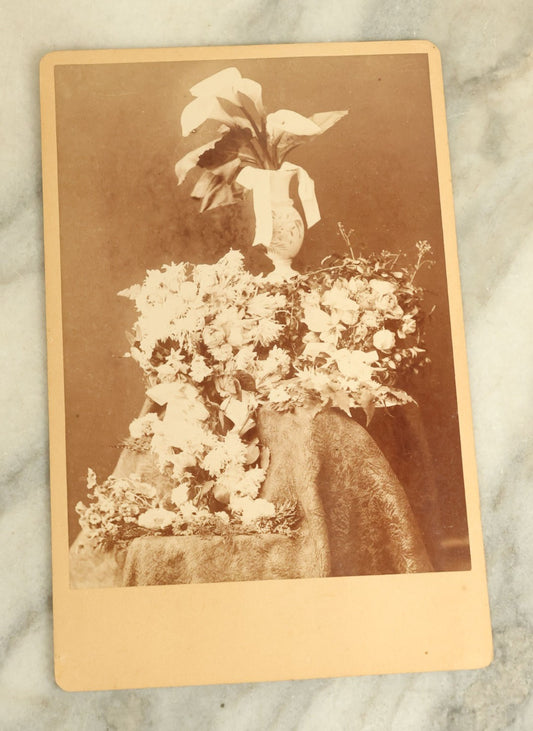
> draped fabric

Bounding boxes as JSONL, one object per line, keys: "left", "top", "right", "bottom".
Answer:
{"left": 70, "top": 406, "right": 433, "bottom": 588}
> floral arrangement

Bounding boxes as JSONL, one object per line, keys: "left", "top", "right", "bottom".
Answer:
{"left": 174, "top": 66, "right": 347, "bottom": 212}
{"left": 77, "top": 232, "right": 433, "bottom": 549}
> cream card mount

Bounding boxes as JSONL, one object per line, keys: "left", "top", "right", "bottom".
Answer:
{"left": 41, "top": 40, "right": 492, "bottom": 691}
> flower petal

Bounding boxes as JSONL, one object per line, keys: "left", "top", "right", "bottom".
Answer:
{"left": 181, "top": 96, "right": 237, "bottom": 136}
{"left": 236, "top": 78, "right": 264, "bottom": 122}
{"left": 190, "top": 67, "right": 242, "bottom": 98}
{"left": 266, "top": 109, "right": 322, "bottom": 139}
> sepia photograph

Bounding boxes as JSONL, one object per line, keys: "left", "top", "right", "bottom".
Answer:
{"left": 52, "top": 50, "right": 473, "bottom": 589}
{"left": 41, "top": 40, "right": 494, "bottom": 691}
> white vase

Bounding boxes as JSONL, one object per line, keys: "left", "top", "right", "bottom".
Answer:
{"left": 265, "top": 169, "right": 305, "bottom": 280}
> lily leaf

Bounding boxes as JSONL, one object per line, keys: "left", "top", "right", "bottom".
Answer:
{"left": 174, "top": 137, "right": 221, "bottom": 184}
{"left": 308, "top": 110, "right": 348, "bottom": 133}
{"left": 328, "top": 388, "right": 353, "bottom": 418}
{"left": 360, "top": 390, "right": 376, "bottom": 427}
{"left": 197, "top": 127, "right": 253, "bottom": 170}
{"left": 237, "top": 79, "right": 264, "bottom": 123}
{"left": 191, "top": 175, "right": 235, "bottom": 212}
{"left": 191, "top": 159, "right": 242, "bottom": 211}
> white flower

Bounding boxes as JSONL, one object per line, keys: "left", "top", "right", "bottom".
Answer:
{"left": 138, "top": 508, "right": 176, "bottom": 530}
{"left": 202, "top": 325, "right": 225, "bottom": 349}
{"left": 295, "top": 367, "right": 331, "bottom": 391}
{"left": 194, "top": 264, "right": 219, "bottom": 292}
{"left": 266, "top": 109, "right": 321, "bottom": 141}
{"left": 230, "top": 496, "right": 275, "bottom": 523}
{"left": 321, "top": 284, "right": 358, "bottom": 313}
{"left": 189, "top": 355, "right": 212, "bottom": 383}
{"left": 180, "top": 68, "right": 263, "bottom": 137}
{"left": 254, "top": 319, "right": 282, "bottom": 346}
{"left": 210, "top": 344, "right": 233, "bottom": 362}
{"left": 267, "top": 384, "right": 292, "bottom": 404}
{"left": 256, "top": 346, "right": 291, "bottom": 379}
{"left": 214, "top": 250, "right": 246, "bottom": 279}
{"left": 171, "top": 483, "right": 190, "bottom": 506}
{"left": 227, "top": 325, "right": 245, "bottom": 347}
{"left": 302, "top": 306, "right": 344, "bottom": 345}
{"left": 203, "top": 432, "right": 247, "bottom": 476}
{"left": 301, "top": 341, "right": 336, "bottom": 360}
{"left": 247, "top": 292, "right": 286, "bottom": 318}
{"left": 360, "top": 310, "right": 380, "bottom": 329}
{"left": 179, "top": 281, "right": 198, "bottom": 301}
{"left": 398, "top": 316, "right": 417, "bottom": 338}
{"left": 369, "top": 278, "right": 396, "bottom": 296}
{"left": 128, "top": 413, "right": 161, "bottom": 440}
{"left": 170, "top": 452, "right": 197, "bottom": 479}
{"left": 334, "top": 349, "right": 378, "bottom": 382}
{"left": 373, "top": 329, "right": 396, "bottom": 352}
{"left": 179, "top": 501, "right": 199, "bottom": 522}
{"left": 233, "top": 345, "right": 256, "bottom": 371}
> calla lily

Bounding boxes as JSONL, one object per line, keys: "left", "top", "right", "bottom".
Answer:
{"left": 190, "top": 67, "right": 264, "bottom": 119}
{"left": 189, "top": 67, "right": 243, "bottom": 97}
{"left": 181, "top": 67, "right": 265, "bottom": 137}
{"left": 181, "top": 95, "right": 251, "bottom": 137}
{"left": 176, "top": 67, "right": 347, "bottom": 212}
{"left": 266, "top": 109, "right": 322, "bottom": 141}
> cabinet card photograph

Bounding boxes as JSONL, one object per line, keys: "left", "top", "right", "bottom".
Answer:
{"left": 41, "top": 41, "right": 492, "bottom": 691}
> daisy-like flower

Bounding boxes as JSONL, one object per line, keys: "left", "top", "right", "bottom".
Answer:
{"left": 138, "top": 508, "right": 176, "bottom": 530}
{"left": 189, "top": 355, "right": 212, "bottom": 383}
{"left": 230, "top": 496, "right": 275, "bottom": 523}
{"left": 254, "top": 318, "right": 282, "bottom": 346}
{"left": 128, "top": 412, "right": 161, "bottom": 440}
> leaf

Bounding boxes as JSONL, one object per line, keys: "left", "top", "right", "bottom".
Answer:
{"left": 190, "top": 160, "right": 242, "bottom": 211}
{"left": 197, "top": 127, "right": 253, "bottom": 170}
{"left": 245, "top": 442, "right": 260, "bottom": 465}
{"left": 196, "top": 480, "right": 215, "bottom": 501}
{"left": 360, "top": 390, "right": 376, "bottom": 427}
{"left": 174, "top": 137, "right": 221, "bottom": 184}
{"left": 235, "top": 370, "right": 256, "bottom": 391}
{"left": 216, "top": 97, "right": 255, "bottom": 131}
{"left": 308, "top": 110, "right": 348, "bottom": 133}
{"left": 239, "top": 417, "right": 256, "bottom": 436}
{"left": 237, "top": 81, "right": 264, "bottom": 125}
{"left": 221, "top": 396, "right": 250, "bottom": 433}
{"left": 328, "top": 388, "right": 353, "bottom": 418}
{"left": 271, "top": 109, "right": 348, "bottom": 163}
{"left": 213, "top": 481, "right": 231, "bottom": 505}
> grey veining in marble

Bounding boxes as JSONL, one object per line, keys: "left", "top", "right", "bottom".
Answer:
{"left": 1, "top": 0, "right": 532, "bottom": 728}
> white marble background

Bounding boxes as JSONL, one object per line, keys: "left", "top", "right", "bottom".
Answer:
{"left": 1, "top": 1, "right": 532, "bottom": 728}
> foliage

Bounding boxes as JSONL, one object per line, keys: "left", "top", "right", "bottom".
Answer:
{"left": 175, "top": 67, "right": 347, "bottom": 211}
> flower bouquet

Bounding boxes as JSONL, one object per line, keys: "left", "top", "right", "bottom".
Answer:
{"left": 76, "top": 233, "right": 433, "bottom": 550}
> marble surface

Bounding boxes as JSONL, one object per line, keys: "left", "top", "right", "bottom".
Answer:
{"left": 1, "top": 0, "right": 532, "bottom": 728}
